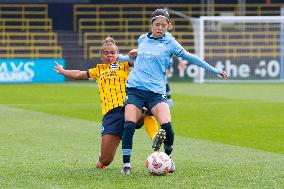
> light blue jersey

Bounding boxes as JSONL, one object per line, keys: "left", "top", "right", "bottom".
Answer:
{"left": 118, "top": 54, "right": 134, "bottom": 62}
{"left": 127, "top": 32, "right": 222, "bottom": 94}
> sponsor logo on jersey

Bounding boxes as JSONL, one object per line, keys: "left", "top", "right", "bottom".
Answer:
{"left": 110, "top": 64, "right": 119, "bottom": 69}
{"left": 157, "top": 43, "right": 164, "bottom": 48}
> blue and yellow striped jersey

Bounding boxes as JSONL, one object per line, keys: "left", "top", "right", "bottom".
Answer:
{"left": 88, "top": 62, "right": 130, "bottom": 115}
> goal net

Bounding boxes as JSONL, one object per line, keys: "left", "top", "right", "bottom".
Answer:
{"left": 192, "top": 16, "right": 284, "bottom": 83}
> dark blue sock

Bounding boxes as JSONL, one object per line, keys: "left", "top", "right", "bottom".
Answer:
{"left": 122, "top": 121, "right": 136, "bottom": 163}
{"left": 161, "top": 122, "right": 174, "bottom": 156}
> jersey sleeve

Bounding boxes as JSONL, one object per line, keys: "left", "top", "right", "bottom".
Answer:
{"left": 170, "top": 38, "right": 221, "bottom": 74}
{"left": 118, "top": 54, "right": 135, "bottom": 62}
{"left": 180, "top": 52, "right": 221, "bottom": 74}
{"left": 88, "top": 66, "right": 99, "bottom": 79}
{"left": 170, "top": 37, "right": 187, "bottom": 57}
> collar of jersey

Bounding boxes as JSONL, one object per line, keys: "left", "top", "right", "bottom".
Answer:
{"left": 147, "top": 32, "right": 166, "bottom": 40}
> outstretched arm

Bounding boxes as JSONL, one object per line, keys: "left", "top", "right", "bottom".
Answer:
{"left": 180, "top": 52, "right": 228, "bottom": 80}
{"left": 118, "top": 54, "right": 132, "bottom": 62}
{"left": 171, "top": 39, "right": 228, "bottom": 79}
{"left": 54, "top": 61, "right": 89, "bottom": 80}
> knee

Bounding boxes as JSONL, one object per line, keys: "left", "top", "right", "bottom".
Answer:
{"left": 159, "top": 118, "right": 171, "bottom": 124}
{"left": 155, "top": 113, "right": 171, "bottom": 125}
{"left": 125, "top": 104, "right": 142, "bottom": 122}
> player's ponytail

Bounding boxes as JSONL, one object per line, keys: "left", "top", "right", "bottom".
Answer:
{"left": 104, "top": 37, "right": 116, "bottom": 45}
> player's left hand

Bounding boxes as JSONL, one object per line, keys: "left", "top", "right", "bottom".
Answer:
{"left": 219, "top": 70, "right": 228, "bottom": 80}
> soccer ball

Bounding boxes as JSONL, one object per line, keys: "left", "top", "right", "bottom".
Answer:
{"left": 146, "top": 151, "right": 171, "bottom": 176}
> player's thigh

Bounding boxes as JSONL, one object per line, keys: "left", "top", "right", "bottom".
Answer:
{"left": 151, "top": 102, "right": 171, "bottom": 124}
{"left": 125, "top": 104, "right": 142, "bottom": 123}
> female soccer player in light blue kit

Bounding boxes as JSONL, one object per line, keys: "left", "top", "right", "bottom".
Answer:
{"left": 121, "top": 9, "right": 228, "bottom": 175}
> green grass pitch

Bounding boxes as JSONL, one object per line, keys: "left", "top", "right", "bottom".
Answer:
{"left": 0, "top": 82, "right": 283, "bottom": 188}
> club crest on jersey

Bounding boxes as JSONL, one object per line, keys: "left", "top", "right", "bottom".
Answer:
{"left": 157, "top": 43, "right": 164, "bottom": 48}
{"left": 162, "top": 94, "right": 167, "bottom": 100}
{"left": 110, "top": 64, "right": 119, "bottom": 69}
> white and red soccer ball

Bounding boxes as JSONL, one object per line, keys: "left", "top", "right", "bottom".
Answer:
{"left": 146, "top": 151, "right": 171, "bottom": 176}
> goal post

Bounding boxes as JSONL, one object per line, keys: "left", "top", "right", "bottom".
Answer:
{"left": 192, "top": 16, "right": 284, "bottom": 83}
{"left": 280, "top": 8, "right": 284, "bottom": 80}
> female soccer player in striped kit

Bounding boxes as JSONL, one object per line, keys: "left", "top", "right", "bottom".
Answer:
{"left": 54, "top": 37, "right": 137, "bottom": 168}
{"left": 121, "top": 9, "right": 228, "bottom": 175}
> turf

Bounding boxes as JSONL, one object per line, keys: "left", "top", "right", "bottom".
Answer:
{"left": 171, "top": 83, "right": 284, "bottom": 154}
{"left": 0, "top": 82, "right": 283, "bottom": 188}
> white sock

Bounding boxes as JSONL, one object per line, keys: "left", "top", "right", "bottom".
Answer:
{"left": 124, "top": 163, "right": 131, "bottom": 167}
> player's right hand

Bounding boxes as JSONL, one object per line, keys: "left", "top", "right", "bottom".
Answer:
{"left": 128, "top": 49, "right": 137, "bottom": 59}
{"left": 53, "top": 61, "right": 64, "bottom": 74}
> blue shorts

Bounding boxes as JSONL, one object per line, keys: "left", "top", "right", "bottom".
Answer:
{"left": 125, "top": 87, "right": 167, "bottom": 112}
{"left": 101, "top": 106, "right": 125, "bottom": 138}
